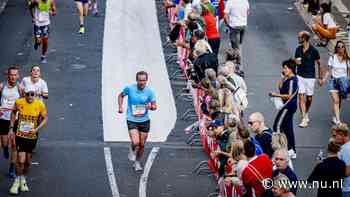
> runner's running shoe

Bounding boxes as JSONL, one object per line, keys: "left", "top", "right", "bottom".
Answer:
{"left": 133, "top": 161, "right": 143, "bottom": 171}
{"left": 20, "top": 177, "right": 29, "bottom": 192}
{"left": 9, "top": 178, "right": 20, "bottom": 195}
{"left": 128, "top": 146, "right": 136, "bottom": 162}
{"left": 79, "top": 26, "right": 85, "bottom": 34}
{"left": 40, "top": 56, "right": 47, "bottom": 64}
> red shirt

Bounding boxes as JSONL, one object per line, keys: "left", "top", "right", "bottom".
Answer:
{"left": 242, "top": 154, "right": 273, "bottom": 197}
{"left": 203, "top": 13, "right": 220, "bottom": 39}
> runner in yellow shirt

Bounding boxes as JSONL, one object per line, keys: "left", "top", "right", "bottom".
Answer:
{"left": 8, "top": 86, "right": 47, "bottom": 195}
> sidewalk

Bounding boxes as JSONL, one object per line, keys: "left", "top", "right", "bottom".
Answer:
{"left": 294, "top": 0, "right": 349, "bottom": 53}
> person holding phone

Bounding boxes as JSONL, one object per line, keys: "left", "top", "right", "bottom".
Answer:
{"left": 270, "top": 59, "right": 298, "bottom": 159}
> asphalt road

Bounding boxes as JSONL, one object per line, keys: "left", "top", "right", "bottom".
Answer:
{"left": 0, "top": 0, "right": 348, "bottom": 196}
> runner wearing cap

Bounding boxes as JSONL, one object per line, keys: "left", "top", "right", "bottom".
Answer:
{"left": 118, "top": 71, "right": 157, "bottom": 171}
{"left": 8, "top": 86, "right": 47, "bottom": 195}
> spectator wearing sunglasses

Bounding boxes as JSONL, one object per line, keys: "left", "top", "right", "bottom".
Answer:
{"left": 320, "top": 40, "right": 350, "bottom": 125}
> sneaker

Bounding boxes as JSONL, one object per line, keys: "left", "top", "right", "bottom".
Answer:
{"left": 20, "top": 177, "right": 29, "bottom": 192}
{"left": 288, "top": 149, "right": 297, "bottom": 159}
{"left": 332, "top": 117, "right": 341, "bottom": 125}
{"left": 93, "top": 9, "right": 99, "bottom": 16}
{"left": 304, "top": 114, "right": 310, "bottom": 123}
{"left": 133, "top": 161, "right": 143, "bottom": 171}
{"left": 34, "top": 41, "right": 39, "bottom": 50}
{"left": 79, "top": 26, "right": 85, "bottom": 34}
{"left": 40, "top": 56, "right": 47, "bottom": 64}
{"left": 3, "top": 147, "right": 9, "bottom": 159}
{"left": 128, "top": 146, "right": 136, "bottom": 162}
{"left": 9, "top": 178, "right": 20, "bottom": 195}
{"left": 298, "top": 118, "right": 308, "bottom": 128}
{"left": 8, "top": 164, "right": 16, "bottom": 179}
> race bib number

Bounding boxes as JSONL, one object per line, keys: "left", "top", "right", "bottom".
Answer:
{"left": 132, "top": 105, "right": 146, "bottom": 116}
{"left": 0, "top": 108, "right": 12, "bottom": 120}
{"left": 19, "top": 121, "right": 34, "bottom": 133}
{"left": 38, "top": 12, "right": 50, "bottom": 22}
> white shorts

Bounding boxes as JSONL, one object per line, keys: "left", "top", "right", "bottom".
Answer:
{"left": 297, "top": 75, "right": 315, "bottom": 96}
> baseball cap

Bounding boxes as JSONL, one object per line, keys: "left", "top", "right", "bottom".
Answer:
{"left": 24, "top": 85, "right": 36, "bottom": 93}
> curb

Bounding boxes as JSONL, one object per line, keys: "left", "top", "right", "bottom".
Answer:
{"left": 294, "top": 1, "right": 349, "bottom": 54}
{"left": 0, "top": 0, "right": 8, "bottom": 15}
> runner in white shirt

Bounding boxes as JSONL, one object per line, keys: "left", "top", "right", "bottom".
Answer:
{"left": 20, "top": 65, "right": 48, "bottom": 101}
{"left": 0, "top": 66, "right": 22, "bottom": 178}
{"left": 29, "top": 0, "right": 56, "bottom": 63}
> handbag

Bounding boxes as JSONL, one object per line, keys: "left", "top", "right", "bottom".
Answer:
{"left": 270, "top": 97, "right": 284, "bottom": 110}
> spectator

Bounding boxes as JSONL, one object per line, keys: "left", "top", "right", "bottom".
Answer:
{"left": 270, "top": 59, "right": 298, "bottom": 158}
{"left": 239, "top": 128, "right": 263, "bottom": 156}
{"left": 303, "top": 0, "right": 320, "bottom": 15}
{"left": 193, "top": 41, "right": 218, "bottom": 82}
{"left": 201, "top": 0, "right": 215, "bottom": 16}
{"left": 201, "top": 5, "right": 220, "bottom": 56}
{"left": 224, "top": 0, "right": 250, "bottom": 55}
{"left": 308, "top": 141, "right": 346, "bottom": 197}
{"left": 273, "top": 149, "right": 298, "bottom": 195}
{"left": 248, "top": 112, "right": 274, "bottom": 158}
{"left": 217, "top": 75, "right": 239, "bottom": 115}
{"left": 272, "top": 173, "right": 296, "bottom": 197}
{"left": 241, "top": 140, "right": 273, "bottom": 197}
{"left": 332, "top": 123, "right": 350, "bottom": 197}
{"left": 320, "top": 40, "right": 350, "bottom": 125}
{"left": 294, "top": 30, "right": 321, "bottom": 128}
{"left": 312, "top": 2, "right": 337, "bottom": 46}
{"left": 204, "top": 68, "right": 219, "bottom": 88}
{"left": 221, "top": 62, "right": 248, "bottom": 113}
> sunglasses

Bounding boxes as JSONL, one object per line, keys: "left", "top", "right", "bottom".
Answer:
{"left": 25, "top": 92, "right": 35, "bottom": 97}
{"left": 337, "top": 45, "right": 345, "bottom": 49}
{"left": 248, "top": 121, "right": 254, "bottom": 126}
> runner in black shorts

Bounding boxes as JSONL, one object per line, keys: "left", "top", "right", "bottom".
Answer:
{"left": 118, "top": 71, "right": 157, "bottom": 171}
{"left": 9, "top": 86, "right": 47, "bottom": 195}
{"left": 75, "top": 0, "right": 89, "bottom": 34}
{"left": 0, "top": 66, "right": 22, "bottom": 178}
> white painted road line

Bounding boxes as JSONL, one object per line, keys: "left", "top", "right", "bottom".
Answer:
{"left": 104, "top": 147, "right": 120, "bottom": 197}
{"left": 102, "top": 0, "right": 177, "bottom": 142}
{"left": 139, "top": 147, "right": 160, "bottom": 197}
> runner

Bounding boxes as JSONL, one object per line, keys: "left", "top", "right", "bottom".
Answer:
{"left": 0, "top": 66, "right": 22, "bottom": 178}
{"left": 8, "top": 86, "right": 47, "bottom": 195}
{"left": 118, "top": 71, "right": 157, "bottom": 171}
{"left": 29, "top": 0, "right": 56, "bottom": 64}
{"left": 75, "top": 0, "right": 89, "bottom": 34}
{"left": 20, "top": 65, "right": 48, "bottom": 101}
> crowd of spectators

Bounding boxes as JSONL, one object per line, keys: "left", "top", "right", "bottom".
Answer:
{"left": 164, "top": 0, "right": 350, "bottom": 197}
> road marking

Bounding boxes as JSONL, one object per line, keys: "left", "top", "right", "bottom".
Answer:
{"left": 104, "top": 147, "right": 120, "bottom": 197}
{"left": 139, "top": 147, "right": 160, "bottom": 197}
{"left": 102, "top": 0, "right": 177, "bottom": 142}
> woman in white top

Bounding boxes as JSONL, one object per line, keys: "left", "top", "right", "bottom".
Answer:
{"left": 320, "top": 40, "right": 350, "bottom": 124}
{"left": 312, "top": 3, "right": 337, "bottom": 46}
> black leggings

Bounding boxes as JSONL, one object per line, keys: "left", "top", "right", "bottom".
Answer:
{"left": 273, "top": 107, "right": 297, "bottom": 151}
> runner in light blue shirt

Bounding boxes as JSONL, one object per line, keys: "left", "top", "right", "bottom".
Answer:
{"left": 118, "top": 71, "right": 157, "bottom": 172}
